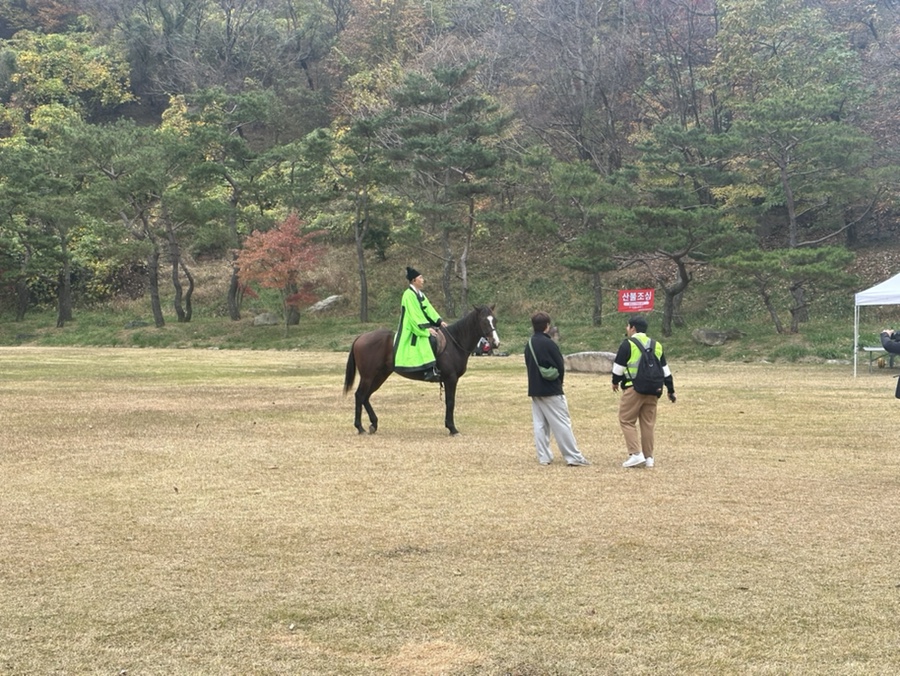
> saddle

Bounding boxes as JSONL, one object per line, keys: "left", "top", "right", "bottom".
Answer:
{"left": 430, "top": 329, "right": 447, "bottom": 357}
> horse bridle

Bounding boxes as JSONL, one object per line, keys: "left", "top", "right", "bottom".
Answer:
{"left": 441, "top": 310, "right": 497, "bottom": 353}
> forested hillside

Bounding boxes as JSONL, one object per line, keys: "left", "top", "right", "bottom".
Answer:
{"left": 0, "top": 0, "right": 898, "bottom": 340}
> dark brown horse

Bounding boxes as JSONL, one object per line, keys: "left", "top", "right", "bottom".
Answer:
{"left": 343, "top": 305, "right": 500, "bottom": 435}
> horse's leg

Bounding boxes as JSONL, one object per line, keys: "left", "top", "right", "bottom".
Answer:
{"left": 345, "top": 347, "right": 366, "bottom": 434}
{"left": 364, "top": 367, "right": 394, "bottom": 433}
{"left": 355, "top": 388, "right": 378, "bottom": 434}
{"left": 350, "top": 347, "right": 380, "bottom": 434}
{"left": 356, "top": 335, "right": 394, "bottom": 434}
{"left": 354, "top": 375, "right": 389, "bottom": 432}
{"left": 354, "top": 375, "right": 387, "bottom": 434}
{"left": 444, "top": 376, "right": 460, "bottom": 436}
{"left": 362, "top": 399, "right": 377, "bottom": 433}
{"left": 353, "top": 377, "right": 369, "bottom": 434}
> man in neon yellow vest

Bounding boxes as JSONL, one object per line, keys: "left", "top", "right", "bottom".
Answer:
{"left": 611, "top": 315, "right": 676, "bottom": 468}
{"left": 393, "top": 266, "right": 447, "bottom": 381}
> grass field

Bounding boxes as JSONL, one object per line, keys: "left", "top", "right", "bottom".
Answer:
{"left": 2, "top": 347, "right": 900, "bottom": 675}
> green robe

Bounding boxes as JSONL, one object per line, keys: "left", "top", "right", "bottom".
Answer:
{"left": 394, "top": 286, "right": 442, "bottom": 372}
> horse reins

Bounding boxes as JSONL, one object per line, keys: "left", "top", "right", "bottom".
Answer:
{"left": 440, "top": 313, "right": 493, "bottom": 353}
{"left": 440, "top": 324, "right": 466, "bottom": 353}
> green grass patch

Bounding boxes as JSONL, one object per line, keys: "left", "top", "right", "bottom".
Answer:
{"left": 3, "top": 239, "right": 898, "bottom": 364}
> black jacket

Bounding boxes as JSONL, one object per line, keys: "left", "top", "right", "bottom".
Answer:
{"left": 525, "top": 331, "right": 565, "bottom": 397}
{"left": 881, "top": 332, "right": 900, "bottom": 355}
{"left": 611, "top": 334, "right": 675, "bottom": 395}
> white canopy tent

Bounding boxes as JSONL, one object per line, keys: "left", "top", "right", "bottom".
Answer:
{"left": 853, "top": 272, "right": 900, "bottom": 376}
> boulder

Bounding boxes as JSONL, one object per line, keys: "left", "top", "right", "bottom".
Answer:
{"left": 564, "top": 351, "right": 618, "bottom": 374}
{"left": 692, "top": 328, "right": 729, "bottom": 346}
{"left": 308, "top": 294, "right": 344, "bottom": 313}
{"left": 253, "top": 312, "right": 281, "bottom": 326}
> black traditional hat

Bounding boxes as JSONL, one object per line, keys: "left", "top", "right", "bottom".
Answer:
{"left": 406, "top": 266, "right": 421, "bottom": 281}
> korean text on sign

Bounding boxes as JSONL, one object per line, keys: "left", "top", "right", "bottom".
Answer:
{"left": 617, "top": 288, "right": 655, "bottom": 312}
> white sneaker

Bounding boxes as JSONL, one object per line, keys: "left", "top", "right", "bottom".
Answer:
{"left": 623, "top": 453, "right": 646, "bottom": 468}
{"left": 645, "top": 457, "right": 654, "bottom": 468}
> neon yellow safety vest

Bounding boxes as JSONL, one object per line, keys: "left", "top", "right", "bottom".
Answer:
{"left": 623, "top": 333, "right": 664, "bottom": 388}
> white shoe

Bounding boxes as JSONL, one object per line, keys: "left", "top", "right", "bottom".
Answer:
{"left": 645, "top": 457, "right": 654, "bottom": 468}
{"left": 623, "top": 453, "right": 646, "bottom": 468}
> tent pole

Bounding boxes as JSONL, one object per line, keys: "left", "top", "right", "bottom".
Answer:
{"left": 853, "top": 303, "right": 859, "bottom": 377}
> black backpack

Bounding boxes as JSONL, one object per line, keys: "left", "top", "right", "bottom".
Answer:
{"left": 626, "top": 337, "right": 665, "bottom": 396}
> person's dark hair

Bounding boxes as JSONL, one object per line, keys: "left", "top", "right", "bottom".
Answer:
{"left": 628, "top": 315, "right": 648, "bottom": 333}
{"left": 531, "top": 311, "right": 551, "bottom": 334}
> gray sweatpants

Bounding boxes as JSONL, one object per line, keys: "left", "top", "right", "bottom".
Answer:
{"left": 530, "top": 395, "right": 588, "bottom": 465}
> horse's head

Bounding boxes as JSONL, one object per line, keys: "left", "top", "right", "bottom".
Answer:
{"left": 475, "top": 304, "right": 500, "bottom": 349}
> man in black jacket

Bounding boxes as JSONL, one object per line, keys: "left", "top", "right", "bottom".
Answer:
{"left": 881, "top": 329, "right": 900, "bottom": 354}
{"left": 524, "top": 312, "right": 591, "bottom": 467}
{"left": 880, "top": 329, "right": 900, "bottom": 398}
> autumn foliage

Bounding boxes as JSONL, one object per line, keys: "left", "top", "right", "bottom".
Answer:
{"left": 236, "top": 214, "right": 326, "bottom": 318}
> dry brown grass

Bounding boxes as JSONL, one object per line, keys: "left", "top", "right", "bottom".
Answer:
{"left": 2, "top": 347, "right": 900, "bottom": 675}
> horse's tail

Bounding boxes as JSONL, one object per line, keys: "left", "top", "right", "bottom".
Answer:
{"left": 343, "top": 342, "right": 357, "bottom": 395}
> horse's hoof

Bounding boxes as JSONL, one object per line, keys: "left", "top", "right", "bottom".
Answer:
{"left": 449, "top": 430, "right": 460, "bottom": 436}
{"left": 369, "top": 425, "right": 377, "bottom": 434}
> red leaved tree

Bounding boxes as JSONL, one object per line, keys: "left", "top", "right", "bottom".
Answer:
{"left": 236, "top": 213, "right": 326, "bottom": 335}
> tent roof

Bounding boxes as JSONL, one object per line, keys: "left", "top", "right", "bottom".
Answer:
{"left": 855, "top": 272, "right": 900, "bottom": 306}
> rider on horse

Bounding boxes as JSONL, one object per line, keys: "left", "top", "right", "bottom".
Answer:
{"left": 393, "top": 266, "right": 448, "bottom": 382}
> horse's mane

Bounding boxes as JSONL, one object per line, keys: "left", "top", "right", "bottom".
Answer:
{"left": 447, "top": 304, "right": 485, "bottom": 329}
{"left": 445, "top": 305, "right": 492, "bottom": 348}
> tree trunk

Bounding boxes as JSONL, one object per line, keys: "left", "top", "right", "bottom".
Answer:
{"left": 281, "top": 289, "right": 298, "bottom": 337}
{"left": 759, "top": 284, "right": 785, "bottom": 334}
{"left": 844, "top": 211, "right": 858, "bottom": 248}
{"left": 171, "top": 256, "right": 185, "bottom": 322}
{"left": 459, "top": 197, "right": 475, "bottom": 311}
{"left": 357, "top": 249, "right": 369, "bottom": 323}
{"left": 167, "top": 220, "right": 189, "bottom": 323}
{"left": 790, "top": 281, "right": 808, "bottom": 325}
{"left": 56, "top": 239, "right": 73, "bottom": 328}
{"left": 441, "top": 229, "right": 456, "bottom": 318}
{"left": 181, "top": 261, "right": 194, "bottom": 322}
{"left": 15, "top": 249, "right": 31, "bottom": 321}
{"left": 659, "top": 257, "right": 690, "bottom": 337}
{"left": 286, "top": 282, "right": 300, "bottom": 326}
{"left": 15, "top": 277, "right": 29, "bottom": 321}
{"left": 591, "top": 271, "right": 602, "bottom": 326}
{"left": 287, "top": 305, "right": 300, "bottom": 325}
{"left": 779, "top": 154, "right": 800, "bottom": 248}
{"left": 147, "top": 247, "right": 165, "bottom": 328}
{"left": 661, "top": 290, "right": 675, "bottom": 337}
{"left": 227, "top": 263, "right": 241, "bottom": 320}
{"left": 672, "top": 291, "right": 685, "bottom": 328}
{"left": 355, "top": 188, "right": 370, "bottom": 323}
{"left": 789, "top": 281, "right": 808, "bottom": 332}
{"left": 226, "top": 177, "right": 243, "bottom": 321}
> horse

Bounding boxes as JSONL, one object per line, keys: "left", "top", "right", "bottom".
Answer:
{"left": 343, "top": 304, "right": 500, "bottom": 436}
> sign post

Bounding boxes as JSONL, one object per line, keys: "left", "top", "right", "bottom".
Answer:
{"left": 617, "top": 288, "right": 655, "bottom": 313}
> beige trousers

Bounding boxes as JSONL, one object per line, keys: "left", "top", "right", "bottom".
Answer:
{"left": 618, "top": 387, "right": 658, "bottom": 457}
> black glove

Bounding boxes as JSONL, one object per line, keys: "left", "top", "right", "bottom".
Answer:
{"left": 668, "top": 391, "right": 677, "bottom": 403}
